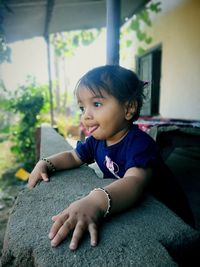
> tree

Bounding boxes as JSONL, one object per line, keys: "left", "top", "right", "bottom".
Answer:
{"left": 0, "top": 0, "right": 11, "bottom": 63}
{"left": 50, "top": 29, "right": 102, "bottom": 112}
{"left": 120, "top": 1, "right": 161, "bottom": 58}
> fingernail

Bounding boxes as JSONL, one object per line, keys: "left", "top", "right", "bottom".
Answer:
{"left": 91, "top": 241, "right": 96, "bottom": 247}
{"left": 69, "top": 242, "right": 76, "bottom": 250}
{"left": 49, "top": 232, "right": 53, "bottom": 239}
{"left": 52, "top": 216, "right": 56, "bottom": 221}
{"left": 51, "top": 240, "right": 56, "bottom": 247}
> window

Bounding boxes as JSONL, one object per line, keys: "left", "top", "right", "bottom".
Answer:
{"left": 136, "top": 46, "right": 162, "bottom": 116}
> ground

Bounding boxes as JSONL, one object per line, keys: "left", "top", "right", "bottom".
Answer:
{"left": 0, "top": 182, "right": 22, "bottom": 258}
{"left": 0, "top": 139, "right": 24, "bottom": 258}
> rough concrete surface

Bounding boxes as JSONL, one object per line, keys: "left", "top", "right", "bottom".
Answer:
{"left": 1, "top": 127, "right": 200, "bottom": 267}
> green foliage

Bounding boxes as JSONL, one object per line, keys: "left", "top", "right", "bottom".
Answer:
{"left": 0, "top": 33, "right": 11, "bottom": 63}
{"left": 0, "top": 80, "right": 13, "bottom": 132}
{"left": 6, "top": 79, "right": 49, "bottom": 170}
{"left": 120, "top": 1, "right": 161, "bottom": 56}
{"left": 0, "top": 0, "right": 12, "bottom": 63}
{"left": 51, "top": 29, "right": 102, "bottom": 58}
{"left": 149, "top": 2, "right": 162, "bottom": 13}
{"left": 0, "top": 80, "right": 9, "bottom": 109}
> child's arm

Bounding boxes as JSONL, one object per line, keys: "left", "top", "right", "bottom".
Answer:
{"left": 103, "top": 167, "right": 152, "bottom": 214}
{"left": 27, "top": 150, "right": 83, "bottom": 189}
{"left": 48, "top": 166, "right": 151, "bottom": 250}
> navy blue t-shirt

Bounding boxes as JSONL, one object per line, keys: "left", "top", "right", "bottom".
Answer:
{"left": 75, "top": 124, "right": 195, "bottom": 227}
{"left": 76, "top": 125, "right": 159, "bottom": 179}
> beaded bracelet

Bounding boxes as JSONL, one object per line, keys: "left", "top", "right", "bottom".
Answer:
{"left": 41, "top": 158, "right": 56, "bottom": 173}
{"left": 92, "top": 187, "right": 112, "bottom": 218}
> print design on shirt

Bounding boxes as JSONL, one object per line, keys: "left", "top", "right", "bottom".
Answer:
{"left": 104, "top": 155, "right": 120, "bottom": 179}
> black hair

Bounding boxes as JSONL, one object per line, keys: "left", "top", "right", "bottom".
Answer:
{"left": 75, "top": 65, "right": 146, "bottom": 121}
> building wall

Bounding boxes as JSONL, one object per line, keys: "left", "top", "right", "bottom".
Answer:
{"left": 123, "top": 0, "right": 200, "bottom": 120}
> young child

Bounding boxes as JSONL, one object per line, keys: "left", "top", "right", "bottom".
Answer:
{"left": 28, "top": 65, "right": 194, "bottom": 251}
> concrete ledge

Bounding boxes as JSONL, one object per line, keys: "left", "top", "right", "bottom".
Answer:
{"left": 1, "top": 126, "right": 200, "bottom": 266}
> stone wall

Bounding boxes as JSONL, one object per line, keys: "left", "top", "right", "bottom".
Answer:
{"left": 1, "top": 126, "right": 200, "bottom": 266}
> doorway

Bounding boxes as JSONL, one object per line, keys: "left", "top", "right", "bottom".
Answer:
{"left": 136, "top": 45, "right": 162, "bottom": 116}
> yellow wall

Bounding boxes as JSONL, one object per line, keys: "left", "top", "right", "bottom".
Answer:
{"left": 123, "top": 0, "right": 200, "bottom": 120}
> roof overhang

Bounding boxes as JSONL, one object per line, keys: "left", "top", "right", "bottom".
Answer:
{"left": 2, "top": 0, "right": 149, "bottom": 43}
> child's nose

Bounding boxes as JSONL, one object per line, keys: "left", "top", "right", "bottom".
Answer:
{"left": 82, "top": 108, "right": 93, "bottom": 120}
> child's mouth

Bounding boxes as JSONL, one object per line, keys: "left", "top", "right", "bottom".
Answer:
{"left": 88, "top": 126, "right": 99, "bottom": 134}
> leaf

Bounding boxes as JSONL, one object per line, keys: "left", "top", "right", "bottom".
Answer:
{"left": 126, "top": 40, "right": 132, "bottom": 47}
{"left": 149, "top": 2, "right": 162, "bottom": 13}
{"left": 137, "top": 46, "right": 146, "bottom": 56}
{"left": 137, "top": 10, "right": 151, "bottom": 26}
{"left": 51, "top": 29, "right": 99, "bottom": 59}
{"left": 145, "top": 36, "right": 153, "bottom": 44}
{"left": 136, "top": 31, "right": 147, "bottom": 41}
{"left": 130, "top": 19, "right": 140, "bottom": 31}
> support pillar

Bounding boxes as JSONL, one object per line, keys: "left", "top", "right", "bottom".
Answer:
{"left": 45, "top": 34, "right": 55, "bottom": 126}
{"left": 106, "top": 0, "right": 121, "bottom": 65}
{"left": 44, "top": 0, "right": 55, "bottom": 126}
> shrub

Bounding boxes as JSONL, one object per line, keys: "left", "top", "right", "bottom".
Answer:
{"left": 9, "top": 80, "right": 49, "bottom": 171}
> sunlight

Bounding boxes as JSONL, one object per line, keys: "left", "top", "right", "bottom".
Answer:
{"left": 1, "top": 37, "right": 48, "bottom": 90}
{"left": 0, "top": 31, "right": 107, "bottom": 92}
{"left": 66, "top": 32, "right": 106, "bottom": 90}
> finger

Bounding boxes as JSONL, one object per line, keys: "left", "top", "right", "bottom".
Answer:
{"left": 52, "top": 215, "right": 60, "bottom": 221}
{"left": 50, "top": 219, "right": 74, "bottom": 247}
{"left": 41, "top": 172, "right": 49, "bottom": 182}
{"left": 27, "top": 177, "right": 38, "bottom": 189}
{"left": 27, "top": 172, "right": 48, "bottom": 189}
{"left": 52, "top": 213, "right": 62, "bottom": 221}
{"left": 52, "top": 209, "right": 67, "bottom": 221}
{"left": 48, "top": 213, "right": 69, "bottom": 240}
{"left": 69, "top": 221, "right": 86, "bottom": 250}
{"left": 88, "top": 223, "right": 98, "bottom": 247}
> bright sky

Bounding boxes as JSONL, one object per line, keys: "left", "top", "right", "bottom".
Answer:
{"left": 0, "top": 31, "right": 107, "bottom": 92}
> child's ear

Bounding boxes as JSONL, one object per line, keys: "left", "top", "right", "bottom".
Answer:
{"left": 124, "top": 101, "right": 137, "bottom": 120}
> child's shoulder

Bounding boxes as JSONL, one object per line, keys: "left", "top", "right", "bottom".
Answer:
{"left": 129, "top": 124, "right": 155, "bottom": 143}
{"left": 126, "top": 125, "right": 158, "bottom": 152}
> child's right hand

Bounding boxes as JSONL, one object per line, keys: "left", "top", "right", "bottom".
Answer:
{"left": 28, "top": 160, "right": 49, "bottom": 189}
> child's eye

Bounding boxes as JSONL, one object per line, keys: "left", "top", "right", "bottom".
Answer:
{"left": 94, "top": 102, "right": 102, "bottom": 107}
{"left": 79, "top": 106, "right": 85, "bottom": 113}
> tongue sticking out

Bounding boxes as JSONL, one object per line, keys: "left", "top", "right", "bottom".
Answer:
{"left": 88, "top": 126, "right": 98, "bottom": 134}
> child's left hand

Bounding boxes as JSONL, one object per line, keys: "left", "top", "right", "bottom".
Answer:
{"left": 48, "top": 195, "right": 104, "bottom": 250}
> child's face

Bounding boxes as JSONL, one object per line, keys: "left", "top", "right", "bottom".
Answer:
{"left": 77, "top": 86, "right": 131, "bottom": 145}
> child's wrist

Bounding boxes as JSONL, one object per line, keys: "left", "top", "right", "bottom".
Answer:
{"left": 89, "top": 188, "right": 112, "bottom": 218}
{"left": 40, "top": 158, "right": 56, "bottom": 173}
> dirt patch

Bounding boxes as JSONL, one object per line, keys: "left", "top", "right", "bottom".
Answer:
{"left": 0, "top": 170, "right": 24, "bottom": 259}
{"left": 0, "top": 138, "right": 30, "bottom": 262}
